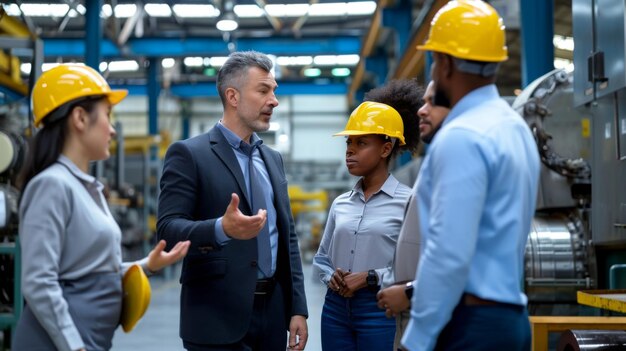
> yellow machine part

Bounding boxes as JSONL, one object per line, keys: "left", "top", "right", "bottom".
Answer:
{"left": 0, "top": 7, "right": 34, "bottom": 96}
{"left": 109, "top": 130, "right": 171, "bottom": 158}
{"left": 288, "top": 185, "right": 329, "bottom": 218}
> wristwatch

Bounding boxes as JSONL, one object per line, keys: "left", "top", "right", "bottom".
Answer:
{"left": 366, "top": 269, "right": 379, "bottom": 292}
{"left": 405, "top": 281, "right": 414, "bottom": 300}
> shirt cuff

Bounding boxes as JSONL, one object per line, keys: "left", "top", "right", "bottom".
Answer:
{"left": 215, "top": 217, "right": 232, "bottom": 246}
{"left": 60, "top": 324, "right": 84, "bottom": 351}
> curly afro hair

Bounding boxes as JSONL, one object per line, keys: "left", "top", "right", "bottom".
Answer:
{"left": 364, "top": 79, "right": 423, "bottom": 159}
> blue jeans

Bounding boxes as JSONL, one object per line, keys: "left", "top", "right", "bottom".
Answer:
{"left": 434, "top": 302, "right": 531, "bottom": 351}
{"left": 321, "top": 288, "right": 396, "bottom": 351}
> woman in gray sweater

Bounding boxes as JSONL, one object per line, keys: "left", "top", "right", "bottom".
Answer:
{"left": 12, "top": 64, "right": 189, "bottom": 351}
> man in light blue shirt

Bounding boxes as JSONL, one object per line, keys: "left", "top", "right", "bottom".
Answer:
{"left": 401, "top": 1, "right": 540, "bottom": 350}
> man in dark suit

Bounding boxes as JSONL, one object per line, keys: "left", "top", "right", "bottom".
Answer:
{"left": 157, "top": 50, "right": 308, "bottom": 351}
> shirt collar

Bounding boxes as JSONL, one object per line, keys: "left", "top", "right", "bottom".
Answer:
{"left": 57, "top": 155, "right": 101, "bottom": 188}
{"left": 350, "top": 174, "right": 400, "bottom": 198}
{"left": 442, "top": 84, "right": 500, "bottom": 128}
{"left": 216, "top": 121, "right": 263, "bottom": 150}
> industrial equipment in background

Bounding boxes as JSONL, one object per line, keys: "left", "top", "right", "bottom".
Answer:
{"left": 288, "top": 185, "right": 329, "bottom": 262}
{"left": 106, "top": 125, "right": 168, "bottom": 263}
{"left": 0, "top": 7, "right": 42, "bottom": 349}
{"left": 517, "top": 0, "right": 626, "bottom": 348}
{"left": 514, "top": 69, "right": 594, "bottom": 315}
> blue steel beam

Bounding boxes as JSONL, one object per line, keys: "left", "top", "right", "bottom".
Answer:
{"left": 520, "top": 0, "right": 554, "bottom": 88}
{"left": 382, "top": 0, "right": 412, "bottom": 64}
{"left": 42, "top": 36, "right": 361, "bottom": 58}
{"left": 110, "top": 81, "right": 347, "bottom": 98}
{"left": 84, "top": 0, "right": 102, "bottom": 70}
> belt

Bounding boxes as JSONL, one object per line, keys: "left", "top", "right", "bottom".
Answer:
{"left": 462, "top": 293, "right": 503, "bottom": 306}
{"left": 255, "top": 277, "right": 276, "bottom": 295}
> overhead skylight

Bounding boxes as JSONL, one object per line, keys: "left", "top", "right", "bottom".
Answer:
{"left": 114, "top": 4, "right": 137, "bottom": 18}
{"left": 307, "top": 2, "right": 376, "bottom": 16}
{"left": 347, "top": 1, "right": 377, "bottom": 15}
{"left": 234, "top": 5, "right": 264, "bottom": 18}
{"left": 310, "top": 55, "right": 360, "bottom": 66}
{"left": 554, "top": 58, "right": 574, "bottom": 72}
{"left": 99, "top": 62, "right": 108, "bottom": 72}
{"left": 101, "top": 4, "right": 113, "bottom": 18}
{"left": 309, "top": 3, "right": 348, "bottom": 16}
{"left": 265, "top": 4, "right": 309, "bottom": 17}
{"left": 161, "top": 58, "right": 176, "bottom": 69}
{"left": 172, "top": 4, "right": 220, "bottom": 18}
{"left": 183, "top": 57, "right": 204, "bottom": 67}
{"left": 108, "top": 60, "right": 140, "bottom": 72}
{"left": 336, "top": 54, "right": 360, "bottom": 65}
{"left": 20, "top": 63, "right": 31, "bottom": 75}
{"left": 277, "top": 56, "right": 313, "bottom": 66}
{"left": 145, "top": 4, "right": 172, "bottom": 17}
{"left": 553, "top": 35, "right": 574, "bottom": 51}
{"left": 20, "top": 4, "right": 72, "bottom": 17}
{"left": 3, "top": 4, "right": 21, "bottom": 16}
{"left": 209, "top": 57, "right": 229, "bottom": 67}
{"left": 42, "top": 63, "right": 64, "bottom": 71}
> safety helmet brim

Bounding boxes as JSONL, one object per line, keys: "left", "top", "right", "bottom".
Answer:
{"left": 106, "top": 89, "right": 129, "bottom": 106}
{"left": 334, "top": 130, "right": 406, "bottom": 145}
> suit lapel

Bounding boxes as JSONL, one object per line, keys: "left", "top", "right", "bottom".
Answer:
{"left": 208, "top": 128, "right": 252, "bottom": 208}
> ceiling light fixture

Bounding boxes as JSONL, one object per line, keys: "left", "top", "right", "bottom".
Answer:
{"left": 217, "top": 12, "right": 238, "bottom": 31}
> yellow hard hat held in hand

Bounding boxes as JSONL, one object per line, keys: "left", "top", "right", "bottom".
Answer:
{"left": 334, "top": 101, "right": 406, "bottom": 145}
{"left": 120, "top": 264, "right": 151, "bottom": 333}
{"left": 417, "top": 0, "right": 508, "bottom": 62}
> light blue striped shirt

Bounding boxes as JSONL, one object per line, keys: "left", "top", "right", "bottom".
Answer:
{"left": 402, "top": 85, "right": 540, "bottom": 351}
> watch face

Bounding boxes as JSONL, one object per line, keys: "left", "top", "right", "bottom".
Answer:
{"left": 367, "top": 270, "right": 377, "bottom": 285}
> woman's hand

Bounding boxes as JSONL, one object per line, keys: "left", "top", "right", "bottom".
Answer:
{"left": 146, "top": 239, "right": 190, "bottom": 273}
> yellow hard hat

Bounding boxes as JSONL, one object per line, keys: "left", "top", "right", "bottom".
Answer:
{"left": 334, "top": 101, "right": 406, "bottom": 145}
{"left": 120, "top": 264, "right": 151, "bottom": 333}
{"left": 417, "top": 0, "right": 508, "bottom": 62}
{"left": 31, "top": 64, "right": 128, "bottom": 127}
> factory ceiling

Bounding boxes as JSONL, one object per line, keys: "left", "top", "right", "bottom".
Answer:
{"left": 2, "top": 0, "right": 574, "bottom": 100}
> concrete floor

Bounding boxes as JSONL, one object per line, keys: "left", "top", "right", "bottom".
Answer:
{"left": 112, "top": 262, "right": 326, "bottom": 351}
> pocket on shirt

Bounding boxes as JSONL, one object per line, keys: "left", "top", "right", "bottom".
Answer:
{"left": 181, "top": 258, "right": 227, "bottom": 285}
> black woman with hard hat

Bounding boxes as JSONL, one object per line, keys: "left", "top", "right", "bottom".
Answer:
{"left": 13, "top": 64, "right": 190, "bottom": 351}
{"left": 313, "top": 99, "right": 420, "bottom": 350}
{"left": 401, "top": 1, "right": 540, "bottom": 350}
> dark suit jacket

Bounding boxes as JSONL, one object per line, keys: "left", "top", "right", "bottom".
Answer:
{"left": 157, "top": 126, "right": 308, "bottom": 345}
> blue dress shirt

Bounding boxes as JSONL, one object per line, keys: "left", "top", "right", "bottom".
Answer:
{"left": 401, "top": 85, "right": 540, "bottom": 351}
{"left": 214, "top": 122, "right": 278, "bottom": 277}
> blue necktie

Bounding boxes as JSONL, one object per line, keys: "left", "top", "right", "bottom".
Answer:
{"left": 240, "top": 140, "right": 272, "bottom": 277}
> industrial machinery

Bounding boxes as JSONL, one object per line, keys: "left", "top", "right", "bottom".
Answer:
{"left": 515, "top": 0, "right": 626, "bottom": 348}
{"left": 288, "top": 185, "right": 329, "bottom": 262}
{"left": 0, "top": 102, "right": 26, "bottom": 350}
{"left": 513, "top": 69, "right": 595, "bottom": 313}
{"left": 106, "top": 127, "right": 167, "bottom": 262}
{"left": 0, "top": 8, "right": 42, "bottom": 349}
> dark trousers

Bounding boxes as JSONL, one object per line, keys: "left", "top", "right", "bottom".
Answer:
{"left": 434, "top": 302, "right": 531, "bottom": 351}
{"left": 321, "top": 288, "right": 396, "bottom": 351}
{"left": 184, "top": 281, "right": 287, "bottom": 351}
